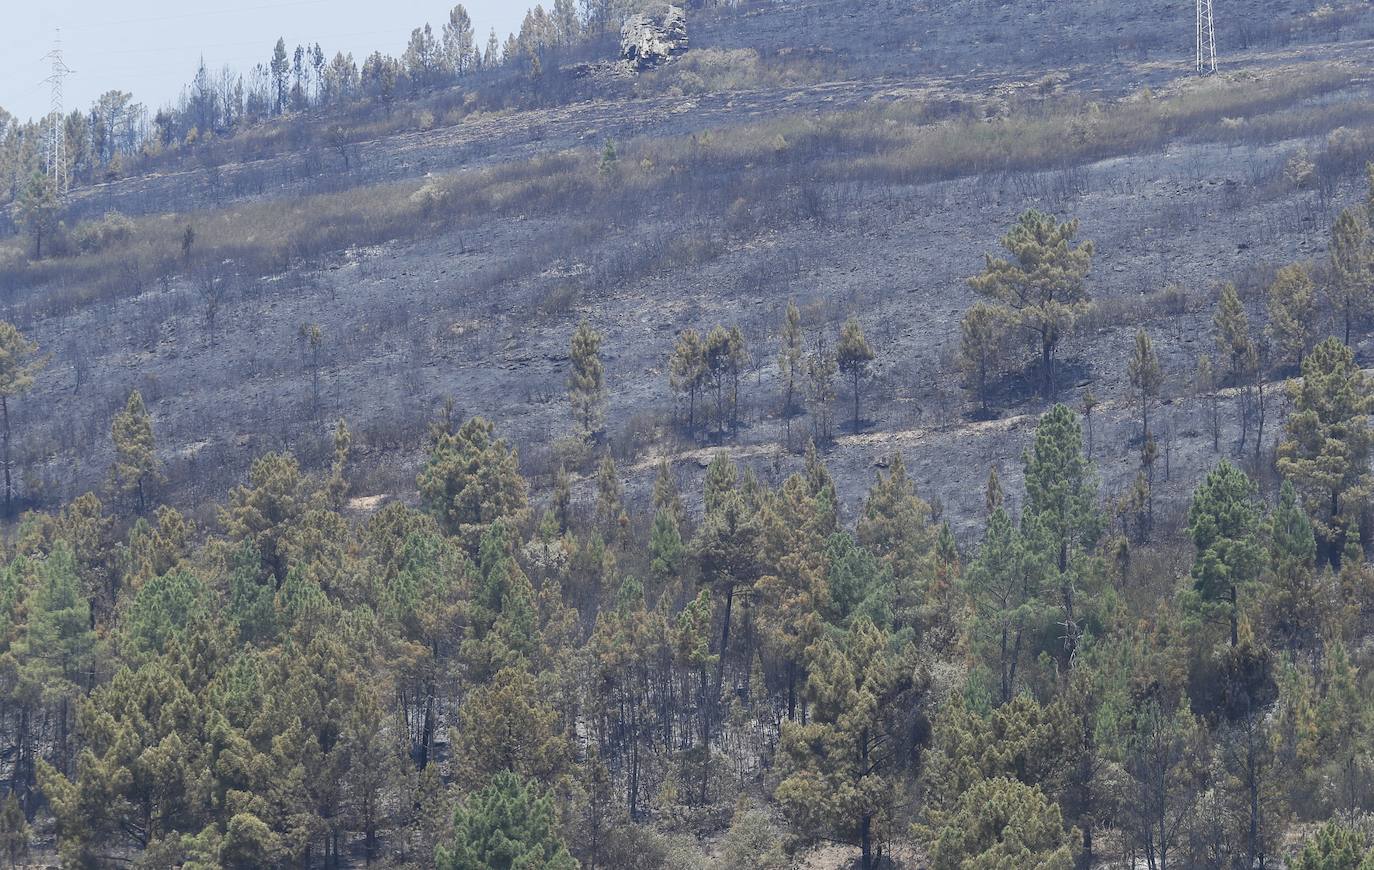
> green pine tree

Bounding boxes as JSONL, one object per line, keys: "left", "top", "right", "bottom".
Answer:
{"left": 1266, "top": 263, "right": 1317, "bottom": 369}
{"left": 1020, "top": 404, "right": 1099, "bottom": 660}
{"left": 1328, "top": 208, "right": 1371, "bottom": 345}
{"left": 959, "top": 302, "right": 1006, "bottom": 415}
{"left": 567, "top": 320, "right": 606, "bottom": 440}
{"left": 648, "top": 508, "right": 684, "bottom": 592}
{"left": 964, "top": 506, "right": 1046, "bottom": 705}
{"left": 435, "top": 771, "right": 578, "bottom": 870}
{"left": 593, "top": 453, "right": 623, "bottom": 543}
{"left": 1126, "top": 328, "right": 1162, "bottom": 441}
{"left": 417, "top": 416, "right": 530, "bottom": 554}
{"left": 928, "top": 777, "right": 1074, "bottom": 870}
{"left": 0, "top": 322, "right": 45, "bottom": 517}
{"left": 1265, "top": 479, "right": 1322, "bottom": 655}
{"left": 1184, "top": 460, "right": 1264, "bottom": 647}
{"left": 806, "top": 332, "right": 838, "bottom": 444}
{"left": 1214, "top": 282, "right": 1254, "bottom": 385}
{"left": 968, "top": 209, "right": 1094, "bottom": 398}
{"left": 1290, "top": 819, "right": 1374, "bottom": 870}
{"left": 12, "top": 171, "right": 59, "bottom": 259}
{"left": 1277, "top": 337, "right": 1374, "bottom": 567}
{"left": 836, "top": 315, "right": 875, "bottom": 434}
{"left": 775, "top": 618, "right": 927, "bottom": 870}
{"left": 779, "top": 301, "right": 805, "bottom": 446}
{"left": 669, "top": 328, "right": 706, "bottom": 436}
{"left": 110, "top": 389, "right": 162, "bottom": 515}
{"left": 855, "top": 453, "right": 937, "bottom": 637}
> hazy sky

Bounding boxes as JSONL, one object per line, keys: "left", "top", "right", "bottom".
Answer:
{"left": 0, "top": 0, "right": 529, "bottom": 123}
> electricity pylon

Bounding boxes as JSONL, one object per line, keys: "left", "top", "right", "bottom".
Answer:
{"left": 43, "top": 30, "right": 73, "bottom": 196}
{"left": 1197, "top": 0, "right": 1217, "bottom": 75}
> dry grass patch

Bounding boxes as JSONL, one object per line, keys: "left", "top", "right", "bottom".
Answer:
{"left": 4, "top": 62, "right": 1361, "bottom": 321}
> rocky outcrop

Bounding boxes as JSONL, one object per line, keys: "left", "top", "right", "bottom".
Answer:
{"left": 620, "top": 4, "right": 688, "bottom": 70}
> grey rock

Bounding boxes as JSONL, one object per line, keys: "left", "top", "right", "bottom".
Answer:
{"left": 621, "top": 4, "right": 688, "bottom": 70}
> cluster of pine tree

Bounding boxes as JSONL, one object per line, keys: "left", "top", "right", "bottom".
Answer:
{"left": 0, "top": 292, "right": 1366, "bottom": 869}
{"left": 666, "top": 310, "right": 874, "bottom": 447}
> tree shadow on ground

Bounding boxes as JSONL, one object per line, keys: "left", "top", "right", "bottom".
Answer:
{"left": 964, "top": 357, "right": 1093, "bottom": 422}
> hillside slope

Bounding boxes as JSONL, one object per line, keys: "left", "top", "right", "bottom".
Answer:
{"left": 3, "top": 0, "right": 1373, "bottom": 535}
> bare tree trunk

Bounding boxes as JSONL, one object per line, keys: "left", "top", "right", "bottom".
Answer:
{"left": 713, "top": 585, "right": 735, "bottom": 709}
{"left": 852, "top": 369, "right": 861, "bottom": 433}
{"left": 783, "top": 381, "right": 793, "bottom": 450}
{"left": 2, "top": 396, "right": 12, "bottom": 517}
{"left": 1211, "top": 392, "right": 1220, "bottom": 452}
{"left": 860, "top": 725, "right": 873, "bottom": 870}
{"left": 786, "top": 659, "right": 796, "bottom": 721}
{"left": 1042, "top": 334, "right": 1055, "bottom": 398}
{"left": 1229, "top": 585, "right": 1239, "bottom": 647}
{"left": 699, "top": 582, "right": 736, "bottom": 805}
{"left": 1246, "top": 712, "right": 1262, "bottom": 870}
{"left": 629, "top": 706, "right": 640, "bottom": 821}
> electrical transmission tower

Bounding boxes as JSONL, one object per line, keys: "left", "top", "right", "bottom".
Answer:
{"left": 1196, "top": 0, "right": 1217, "bottom": 75}
{"left": 43, "top": 31, "right": 73, "bottom": 197}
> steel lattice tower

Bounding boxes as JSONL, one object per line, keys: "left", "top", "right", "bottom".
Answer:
{"left": 43, "top": 31, "right": 72, "bottom": 196}
{"left": 1196, "top": 0, "right": 1217, "bottom": 75}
